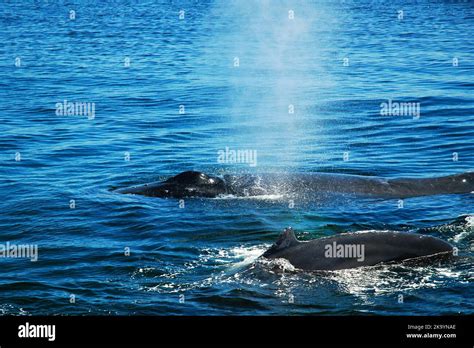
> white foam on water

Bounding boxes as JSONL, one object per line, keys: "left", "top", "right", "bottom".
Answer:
{"left": 453, "top": 231, "right": 469, "bottom": 243}
{"left": 435, "top": 268, "right": 462, "bottom": 278}
{"left": 214, "top": 194, "right": 285, "bottom": 200}
{"left": 326, "top": 262, "right": 465, "bottom": 301}
{"left": 452, "top": 215, "right": 474, "bottom": 242}
{"left": 264, "top": 257, "right": 297, "bottom": 272}
{"left": 219, "top": 245, "right": 268, "bottom": 269}
{"left": 465, "top": 215, "right": 474, "bottom": 227}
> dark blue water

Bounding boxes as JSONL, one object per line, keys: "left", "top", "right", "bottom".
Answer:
{"left": 0, "top": 0, "right": 473, "bottom": 315}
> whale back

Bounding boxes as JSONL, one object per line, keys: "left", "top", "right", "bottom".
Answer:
{"left": 116, "top": 171, "right": 227, "bottom": 198}
{"left": 166, "top": 171, "right": 215, "bottom": 185}
{"left": 262, "top": 230, "right": 454, "bottom": 270}
{"left": 117, "top": 170, "right": 474, "bottom": 199}
{"left": 432, "top": 172, "right": 474, "bottom": 194}
{"left": 160, "top": 171, "right": 227, "bottom": 197}
{"left": 388, "top": 171, "right": 474, "bottom": 197}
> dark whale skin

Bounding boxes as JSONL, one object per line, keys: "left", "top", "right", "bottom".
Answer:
{"left": 262, "top": 228, "right": 454, "bottom": 271}
{"left": 115, "top": 171, "right": 227, "bottom": 198}
{"left": 115, "top": 171, "right": 474, "bottom": 199}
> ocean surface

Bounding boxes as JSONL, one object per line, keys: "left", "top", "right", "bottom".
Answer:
{"left": 0, "top": 0, "right": 473, "bottom": 315}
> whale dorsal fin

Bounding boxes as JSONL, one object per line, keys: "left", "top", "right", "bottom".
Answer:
{"left": 274, "top": 227, "right": 300, "bottom": 250}
{"left": 262, "top": 227, "right": 301, "bottom": 258}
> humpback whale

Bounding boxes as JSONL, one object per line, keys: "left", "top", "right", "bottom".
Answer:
{"left": 262, "top": 228, "right": 454, "bottom": 271}
{"left": 116, "top": 170, "right": 474, "bottom": 199}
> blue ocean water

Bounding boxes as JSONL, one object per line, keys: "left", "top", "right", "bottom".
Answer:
{"left": 0, "top": 0, "right": 473, "bottom": 315}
